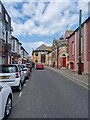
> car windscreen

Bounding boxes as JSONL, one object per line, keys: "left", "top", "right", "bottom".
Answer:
{"left": 0, "top": 65, "right": 18, "bottom": 73}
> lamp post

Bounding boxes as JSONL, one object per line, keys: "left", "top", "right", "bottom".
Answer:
{"left": 78, "top": 10, "right": 82, "bottom": 75}
{"left": 5, "top": 26, "right": 8, "bottom": 64}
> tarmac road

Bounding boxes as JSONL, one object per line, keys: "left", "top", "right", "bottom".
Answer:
{"left": 8, "top": 67, "right": 88, "bottom": 118}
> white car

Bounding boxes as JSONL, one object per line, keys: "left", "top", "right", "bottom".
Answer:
{"left": 0, "top": 64, "right": 25, "bottom": 91}
{"left": 0, "top": 83, "right": 13, "bottom": 120}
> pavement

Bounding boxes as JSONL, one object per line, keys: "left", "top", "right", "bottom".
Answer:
{"left": 47, "top": 66, "right": 89, "bottom": 90}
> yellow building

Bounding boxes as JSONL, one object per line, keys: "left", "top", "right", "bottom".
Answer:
{"left": 32, "top": 44, "right": 52, "bottom": 65}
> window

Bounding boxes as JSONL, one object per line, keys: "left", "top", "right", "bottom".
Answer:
{"left": 2, "top": 24, "right": 5, "bottom": 40}
{"left": 71, "top": 41, "right": 74, "bottom": 55}
{"left": 12, "top": 40, "right": 15, "bottom": 51}
{"left": 8, "top": 31, "right": 11, "bottom": 39}
{"left": 17, "top": 44, "right": 19, "bottom": 53}
{"left": 41, "top": 52, "right": 46, "bottom": 63}
{"left": 0, "top": 4, "right": 2, "bottom": 13}
{"left": 5, "top": 13, "right": 8, "bottom": 22}
{"left": 81, "top": 37, "right": 83, "bottom": 53}
{"left": 35, "top": 52, "right": 38, "bottom": 56}
{"left": 35, "top": 60, "right": 38, "bottom": 63}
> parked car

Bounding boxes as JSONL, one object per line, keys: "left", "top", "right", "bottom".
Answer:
{"left": 26, "top": 63, "right": 32, "bottom": 72}
{"left": 19, "top": 64, "right": 30, "bottom": 79}
{"left": 36, "top": 63, "right": 44, "bottom": 69}
{"left": 0, "top": 83, "right": 13, "bottom": 120}
{"left": 0, "top": 64, "right": 25, "bottom": 91}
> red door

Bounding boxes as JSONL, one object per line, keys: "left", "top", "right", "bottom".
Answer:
{"left": 70, "top": 63, "right": 74, "bottom": 70}
{"left": 62, "top": 57, "right": 66, "bottom": 67}
{"left": 81, "top": 63, "right": 84, "bottom": 72}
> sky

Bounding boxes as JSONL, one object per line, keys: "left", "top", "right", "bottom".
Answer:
{"left": 1, "top": 0, "right": 90, "bottom": 56}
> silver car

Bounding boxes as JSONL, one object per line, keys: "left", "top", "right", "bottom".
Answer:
{"left": 19, "top": 64, "right": 30, "bottom": 80}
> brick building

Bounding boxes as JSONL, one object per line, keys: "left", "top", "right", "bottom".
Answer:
{"left": 68, "top": 17, "right": 90, "bottom": 74}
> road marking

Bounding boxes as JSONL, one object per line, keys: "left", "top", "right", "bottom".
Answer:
{"left": 26, "top": 80, "right": 28, "bottom": 82}
{"left": 24, "top": 83, "right": 26, "bottom": 87}
{"left": 44, "top": 113, "right": 47, "bottom": 118}
{"left": 19, "top": 92, "right": 22, "bottom": 98}
{"left": 53, "top": 104, "right": 56, "bottom": 106}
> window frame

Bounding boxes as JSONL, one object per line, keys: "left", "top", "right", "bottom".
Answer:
{"left": 71, "top": 41, "right": 74, "bottom": 55}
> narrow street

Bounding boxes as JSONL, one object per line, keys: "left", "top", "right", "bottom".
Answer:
{"left": 9, "top": 67, "right": 88, "bottom": 118}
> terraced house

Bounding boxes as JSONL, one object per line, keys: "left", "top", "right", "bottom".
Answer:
{"left": 32, "top": 44, "right": 52, "bottom": 65}
{"left": 0, "top": 1, "right": 12, "bottom": 64}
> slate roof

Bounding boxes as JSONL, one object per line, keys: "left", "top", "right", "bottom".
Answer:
{"left": 35, "top": 44, "right": 51, "bottom": 51}
{"left": 32, "top": 44, "right": 52, "bottom": 55}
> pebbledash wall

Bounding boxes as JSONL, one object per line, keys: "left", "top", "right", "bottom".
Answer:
{"left": 68, "top": 17, "right": 90, "bottom": 74}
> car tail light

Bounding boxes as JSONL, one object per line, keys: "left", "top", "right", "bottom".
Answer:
{"left": 15, "top": 72, "right": 19, "bottom": 78}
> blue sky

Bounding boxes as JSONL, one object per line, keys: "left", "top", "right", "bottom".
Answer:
{"left": 2, "top": 0, "right": 90, "bottom": 56}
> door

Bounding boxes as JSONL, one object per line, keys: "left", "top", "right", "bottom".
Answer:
{"left": 62, "top": 57, "right": 66, "bottom": 67}
{"left": 81, "top": 63, "right": 84, "bottom": 72}
{"left": 70, "top": 62, "right": 74, "bottom": 70}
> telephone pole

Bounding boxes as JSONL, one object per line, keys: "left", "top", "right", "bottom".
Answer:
{"left": 78, "top": 10, "right": 82, "bottom": 75}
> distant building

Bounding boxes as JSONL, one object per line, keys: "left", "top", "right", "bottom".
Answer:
{"left": 20, "top": 46, "right": 29, "bottom": 64}
{"left": 51, "top": 39, "right": 58, "bottom": 67}
{"left": 50, "top": 30, "right": 74, "bottom": 68}
{"left": 57, "top": 30, "right": 74, "bottom": 68}
{"left": 47, "top": 51, "right": 52, "bottom": 66}
{"left": 0, "top": 1, "right": 12, "bottom": 64}
{"left": 32, "top": 44, "right": 52, "bottom": 65}
{"left": 11, "top": 36, "right": 22, "bottom": 64}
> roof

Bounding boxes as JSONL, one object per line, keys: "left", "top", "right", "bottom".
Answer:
{"left": 11, "top": 36, "right": 19, "bottom": 41}
{"left": 32, "top": 44, "right": 52, "bottom": 55}
{"left": 35, "top": 44, "right": 51, "bottom": 51}
{"left": 66, "top": 30, "right": 74, "bottom": 34}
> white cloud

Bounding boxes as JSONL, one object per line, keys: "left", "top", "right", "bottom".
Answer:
{"left": 3, "top": 0, "right": 90, "bottom": 37}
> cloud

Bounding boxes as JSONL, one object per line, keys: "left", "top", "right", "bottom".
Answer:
{"left": 3, "top": 0, "right": 90, "bottom": 37}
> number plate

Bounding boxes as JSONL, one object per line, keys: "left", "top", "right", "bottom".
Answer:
{"left": 0, "top": 76, "right": 10, "bottom": 79}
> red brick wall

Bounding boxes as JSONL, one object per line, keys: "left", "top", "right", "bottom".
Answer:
{"left": 69, "top": 34, "right": 75, "bottom": 62}
{"left": 87, "top": 19, "right": 90, "bottom": 61}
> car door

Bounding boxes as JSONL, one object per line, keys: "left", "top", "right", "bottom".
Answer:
{"left": 0, "top": 86, "right": 3, "bottom": 119}
{"left": 19, "top": 67, "right": 25, "bottom": 83}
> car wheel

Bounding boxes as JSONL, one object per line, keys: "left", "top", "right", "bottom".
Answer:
{"left": 17, "top": 81, "right": 22, "bottom": 92}
{"left": 4, "top": 95, "right": 12, "bottom": 119}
